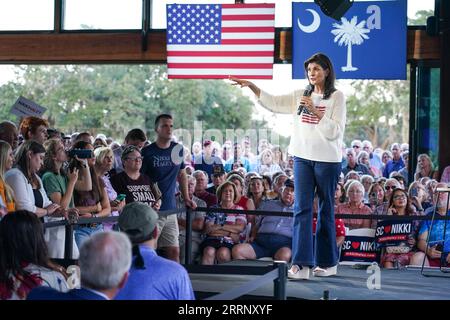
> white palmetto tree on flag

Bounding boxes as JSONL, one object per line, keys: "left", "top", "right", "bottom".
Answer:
{"left": 331, "top": 16, "right": 370, "bottom": 72}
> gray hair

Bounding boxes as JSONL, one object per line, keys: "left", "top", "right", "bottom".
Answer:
{"left": 360, "top": 174, "right": 374, "bottom": 185}
{"left": 357, "top": 150, "right": 369, "bottom": 164}
{"left": 385, "top": 178, "right": 401, "bottom": 189}
{"left": 192, "top": 170, "right": 208, "bottom": 179}
{"left": 79, "top": 231, "right": 132, "bottom": 291}
{"left": 346, "top": 180, "right": 365, "bottom": 198}
{"left": 351, "top": 139, "right": 362, "bottom": 148}
{"left": 187, "top": 174, "right": 197, "bottom": 184}
{"left": 362, "top": 140, "right": 372, "bottom": 149}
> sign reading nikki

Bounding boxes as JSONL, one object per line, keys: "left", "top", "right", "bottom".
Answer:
{"left": 292, "top": 0, "right": 407, "bottom": 79}
{"left": 10, "top": 96, "right": 47, "bottom": 118}
{"left": 340, "top": 235, "right": 380, "bottom": 264}
{"left": 375, "top": 220, "right": 412, "bottom": 247}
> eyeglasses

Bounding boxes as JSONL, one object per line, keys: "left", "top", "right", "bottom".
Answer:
{"left": 126, "top": 156, "right": 143, "bottom": 162}
{"left": 352, "top": 145, "right": 360, "bottom": 148}
{"left": 385, "top": 186, "right": 396, "bottom": 190}
{"left": 393, "top": 195, "right": 406, "bottom": 200}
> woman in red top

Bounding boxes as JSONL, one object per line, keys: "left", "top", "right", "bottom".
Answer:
{"left": 336, "top": 180, "right": 372, "bottom": 230}
{"left": 227, "top": 174, "right": 255, "bottom": 211}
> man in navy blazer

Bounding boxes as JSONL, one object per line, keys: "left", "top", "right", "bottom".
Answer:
{"left": 28, "top": 231, "right": 131, "bottom": 300}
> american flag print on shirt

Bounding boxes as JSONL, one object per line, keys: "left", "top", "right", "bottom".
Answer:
{"left": 166, "top": 3, "right": 275, "bottom": 79}
{"left": 301, "top": 105, "right": 326, "bottom": 124}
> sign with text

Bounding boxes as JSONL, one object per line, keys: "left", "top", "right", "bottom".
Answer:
{"left": 340, "top": 235, "right": 380, "bottom": 264}
{"left": 292, "top": 0, "right": 407, "bottom": 79}
{"left": 375, "top": 220, "right": 412, "bottom": 248}
{"left": 10, "top": 96, "right": 47, "bottom": 118}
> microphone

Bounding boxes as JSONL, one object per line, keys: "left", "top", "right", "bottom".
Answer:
{"left": 297, "top": 84, "right": 313, "bottom": 115}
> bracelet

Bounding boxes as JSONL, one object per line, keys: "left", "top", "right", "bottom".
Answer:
{"left": 45, "top": 208, "right": 49, "bottom": 216}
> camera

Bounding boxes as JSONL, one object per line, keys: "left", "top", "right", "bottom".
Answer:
{"left": 68, "top": 148, "right": 94, "bottom": 159}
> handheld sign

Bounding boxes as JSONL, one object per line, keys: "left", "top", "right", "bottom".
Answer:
{"left": 375, "top": 220, "right": 412, "bottom": 248}
{"left": 10, "top": 96, "right": 47, "bottom": 118}
{"left": 340, "top": 235, "right": 380, "bottom": 265}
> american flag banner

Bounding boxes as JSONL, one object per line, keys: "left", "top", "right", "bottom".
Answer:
{"left": 166, "top": 3, "right": 275, "bottom": 79}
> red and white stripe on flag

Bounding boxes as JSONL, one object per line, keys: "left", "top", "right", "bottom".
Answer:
{"left": 301, "top": 106, "right": 327, "bottom": 124}
{"left": 166, "top": 3, "right": 275, "bottom": 79}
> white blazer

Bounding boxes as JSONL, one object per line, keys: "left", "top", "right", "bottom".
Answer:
{"left": 5, "top": 168, "right": 79, "bottom": 259}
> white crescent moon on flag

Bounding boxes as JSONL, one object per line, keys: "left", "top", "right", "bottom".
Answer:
{"left": 297, "top": 9, "right": 321, "bottom": 33}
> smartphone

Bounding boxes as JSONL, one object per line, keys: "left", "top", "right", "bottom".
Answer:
{"left": 411, "top": 188, "right": 418, "bottom": 197}
{"left": 429, "top": 240, "right": 444, "bottom": 251}
{"left": 68, "top": 148, "right": 94, "bottom": 159}
{"left": 115, "top": 194, "right": 126, "bottom": 202}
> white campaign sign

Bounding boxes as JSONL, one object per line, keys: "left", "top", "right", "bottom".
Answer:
{"left": 10, "top": 96, "right": 47, "bottom": 118}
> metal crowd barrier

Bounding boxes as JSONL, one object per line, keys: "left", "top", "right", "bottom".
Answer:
{"left": 42, "top": 204, "right": 450, "bottom": 299}
{"left": 43, "top": 205, "right": 450, "bottom": 262}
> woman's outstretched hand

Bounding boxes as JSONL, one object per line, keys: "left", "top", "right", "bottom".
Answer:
{"left": 228, "top": 76, "right": 261, "bottom": 97}
{"left": 229, "top": 76, "right": 253, "bottom": 88}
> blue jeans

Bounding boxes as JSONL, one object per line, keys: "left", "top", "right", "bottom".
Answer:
{"left": 292, "top": 157, "right": 341, "bottom": 268}
{"left": 251, "top": 233, "right": 292, "bottom": 259}
{"left": 75, "top": 224, "right": 104, "bottom": 248}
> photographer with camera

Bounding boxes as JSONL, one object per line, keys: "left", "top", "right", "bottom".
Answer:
{"left": 70, "top": 141, "right": 111, "bottom": 247}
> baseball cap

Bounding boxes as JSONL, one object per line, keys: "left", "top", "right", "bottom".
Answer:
{"left": 212, "top": 163, "right": 225, "bottom": 176}
{"left": 203, "top": 139, "right": 212, "bottom": 147}
{"left": 284, "top": 179, "right": 294, "bottom": 189}
{"left": 118, "top": 202, "right": 158, "bottom": 243}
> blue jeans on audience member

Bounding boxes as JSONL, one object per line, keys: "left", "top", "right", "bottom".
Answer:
{"left": 75, "top": 224, "right": 104, "bottom": 248}
{"left": 251, "top": 233, "right": 292, "bottom": 259}
{"left": 292, "top": 157, "right": 341, "bottom": 268}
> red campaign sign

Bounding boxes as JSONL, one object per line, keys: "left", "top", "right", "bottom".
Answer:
{"left": 375, "top": 220, "right": 412, "bottom": 247}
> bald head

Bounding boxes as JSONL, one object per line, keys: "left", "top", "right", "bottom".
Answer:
{"left": 0, "top": 121, "right": 19, "bottom": 150}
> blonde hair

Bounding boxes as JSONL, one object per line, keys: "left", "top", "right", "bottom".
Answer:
{"left": 43, "top": 138, "right": 64, "bottom": 175}
{"left": 0, "top": 140, "right": 14, "bottom": 202}
{"left": 94, "top": 147, "right": 113, "bottom": 166}
{"left": 259, "top": 148, "right": 274, "bottom": 165}
{"left": 415, "top": 153, "right": 434, "bottom": 174}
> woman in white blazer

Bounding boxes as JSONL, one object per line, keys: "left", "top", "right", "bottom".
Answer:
{"left": 5, "top": 140, "right": 66, "bottom": 258}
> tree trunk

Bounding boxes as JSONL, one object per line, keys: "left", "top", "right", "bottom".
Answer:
{"left": 346, "top": 43, "right": 353, "bottom": 68}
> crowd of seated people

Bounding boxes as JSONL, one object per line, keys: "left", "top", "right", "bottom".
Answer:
{"left": 2, "top": 116, "right": 450, "bottom": 300}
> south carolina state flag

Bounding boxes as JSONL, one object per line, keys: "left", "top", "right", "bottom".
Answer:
{"left": 166, "top": 3, "right": 275, "bottom": 79}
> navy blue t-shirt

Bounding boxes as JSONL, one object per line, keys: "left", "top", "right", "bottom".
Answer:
{"left": 141, "top": 141, "right": 185, "bottom": 211}
{"left": 193, "top": 154, "right": 223, "bottom": 183}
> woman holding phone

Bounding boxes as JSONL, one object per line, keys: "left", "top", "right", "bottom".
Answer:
{"left": 110, "top": 145, "right": 161, "bottom": 210}
{"left": 70, "top": 141, "right": 111, "bottom": 247}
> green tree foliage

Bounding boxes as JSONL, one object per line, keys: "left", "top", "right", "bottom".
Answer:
{"left": 408, "top": 10, "right": 434, "bottom": 26}
{"left": 0, "top": 65, "right": 265, "bottom": 144}
{"left": 345, "top": 78, "right": 409, "bottom": 149}
{"left": 343, "top": 9, "right": 434, "bottom": 149}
